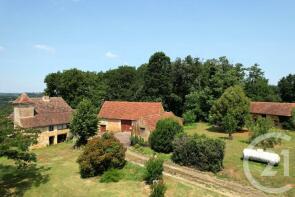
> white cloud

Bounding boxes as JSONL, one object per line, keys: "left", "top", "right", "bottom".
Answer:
{"left": 34, "top": 44, "right": 55, "bottom": 54}
{"left": 105, "top": 51, "right": 119, "bottom": 59}
{"left": 0, "top": 46, "right": 5, "bottom": 52}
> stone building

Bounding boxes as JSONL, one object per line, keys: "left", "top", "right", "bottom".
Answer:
{"left": 250, "top": 102, "right": 295, "bottom": 125}
{"left": 12, "top": 93, "right": 73, "bottom": 148}
{"left": 98, "top": 101, "right": 182, "bottom": 140}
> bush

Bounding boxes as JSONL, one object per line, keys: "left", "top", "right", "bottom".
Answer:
{"left": 100, "top": 168, "right": 122, "bottom": 183}
{"left": 77, "top": 132, "right": 126, "bottom": 178}
{"left": 130, "top": 134, "right": 146, "bottom": 146}
{"left": 248, "top": 117, "right": 281, "bottom": 148}
{"left": 150, "top": 180, "right": 166, "bottom": 197}
{"left": 144, "top": 157, "right": 164, "bottom": 184}
{"left": 172, "top": 134, "right": 225, "bottom": 173}
{"left": 149, "top": 118, "right": 183, "bottom": 153}
{"left": 182, "top": 110, "right": 196, "bottom": 125}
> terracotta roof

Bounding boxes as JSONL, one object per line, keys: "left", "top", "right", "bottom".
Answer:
{"left": 98, "top": 101, "right": 164, "bottom": 120}
{"left": 250, "top": 102, "right": 295, "bottom": 117}
{"left": 12, "top": 93, "right": 73, "bottom": 128}
{"left": 13, "top": 93, "right": 33, "bottom": 104}
{"left": 139, "top": 111, "right": 183, "bottom": 131}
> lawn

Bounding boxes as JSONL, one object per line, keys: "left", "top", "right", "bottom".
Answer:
{"left": 131, "top": 122, "right": 295, "bottom": 197}
{"left": 185, "top": 122, "right": 295, "bottom": 197}
{"left": 0, "top": 141, "right": 224, "bottom": 197}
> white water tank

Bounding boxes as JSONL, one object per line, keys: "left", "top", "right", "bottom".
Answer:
{"left": 243, "top": 148, "right": 280, "bottom": 165}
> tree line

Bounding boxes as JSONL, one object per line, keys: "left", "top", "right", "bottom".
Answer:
{"left": 44, "top": 52, "right": 295, "bottom": 120}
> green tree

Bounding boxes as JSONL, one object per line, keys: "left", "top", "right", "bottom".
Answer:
{"left": 70, "top": 99, "right": 98, "bottom": 147}
{"left": 222, "top": 113, "right": 238, "bottom": 140}
{"left": 149, "top": 118, "right": 183, "bottom": 153}
{"left": 44, "top": 69, "right": 107, "bottom": 108}
{"left": 209, "top": 85, "right": 250, "bottom": 135}
{"left": 141, "top": 52, "right": 172, "bottom": 109}
{"left": 104, "top": 66, "right": 138, "bottom": 101}
{"left": 182, "top": 110, "right": 196, "bottom": 125}
{"left": 278, "top": 74, "right": 295, "bottom": 102}
{"left": 245, "top": 64, "right": 280, "bottom": 101}
{"left": 0, "top": 116, "right": 40, "bottom": 167}
{"left": 144, "top": 157, "right": 164, "bottom": 184}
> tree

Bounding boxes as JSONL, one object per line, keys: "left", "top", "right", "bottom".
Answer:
{"left": 0, "top": 116, "right": 40, "bottom": 167}
{"left": 77, "top": 133, "right": 126, "bottom": 178}
{"left": 141, "top": 52, "right": 172, "bottom": 109}
{"left": 222, "top": 113, "right": 238, "bottom": 140}
{"left": 104, "top": 66, "right": 138, "bottom": 101}
{"left": 278, "top": 74, "right": 295, "bottom": 102}
{"left": 209, "top": 85, "right": 250, "bottom": 136}
{"left": 70, "top": 99, "right": 98, "bottom": 147}
{"left": 44, "top": 69, "right": 107, "bottom": 108}
{"left": 149, "top": 118, "right": 183, "bottom": 153}
{"left": 245, "top": 64, "right": 280, "bottom": 101}
{"left": 144, "top": 157, "right": 164, "bottom": 184}
{"left": 182, "top": 110, "right": 196, "bottom": 125}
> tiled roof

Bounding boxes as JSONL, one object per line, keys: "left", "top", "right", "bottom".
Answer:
{"left": 139, "top": 111, "right": 183, "bottom": 131}
{"left": 250, "top": 102, "right": 295, "bottom": 117}
{"left": 13, "top": 93, "right": 73, "bottom": 128}
{"left": 98, "top": 101, "right": 164, "bottom": 120}
{"left": 12, "top": 93, "right": 33, "bottom": 104}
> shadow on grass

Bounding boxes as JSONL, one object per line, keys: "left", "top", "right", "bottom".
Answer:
{"left": 207, "top": 126, "right": 249, "bottom": 134}
{"left": 0, "top": 164, "right": 50, "bottom": 197}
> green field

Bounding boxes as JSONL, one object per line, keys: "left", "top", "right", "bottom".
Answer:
{"left": 0, "top": 141, "right": 223, "bottom": 197}
{"left": 133, "top": 122, "right": 295, "bottom": 197}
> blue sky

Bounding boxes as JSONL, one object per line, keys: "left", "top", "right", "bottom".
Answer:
{"left": 0, "top": 0, "right": 294, "bottom": 93}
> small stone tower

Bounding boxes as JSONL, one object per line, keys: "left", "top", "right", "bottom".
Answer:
{"left": 12, "top": 93, "right": 35, "bottom": 127}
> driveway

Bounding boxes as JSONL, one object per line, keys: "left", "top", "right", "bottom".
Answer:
{"left": 114, "top": 132, "right": 131, "bottom": 147}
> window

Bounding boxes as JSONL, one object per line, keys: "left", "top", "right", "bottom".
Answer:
{"left": 140, "top": 127, "right": 145, "bottom": 132}
{"left": 57, "top": 125, "right": 63, "bottom": 130}
{"left": 49, "top": 125, "right": 54, "bottom": 131}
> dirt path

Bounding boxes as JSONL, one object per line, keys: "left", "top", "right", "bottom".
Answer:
{"left": 126, "top": 149, "right": 269, "bottom": 197}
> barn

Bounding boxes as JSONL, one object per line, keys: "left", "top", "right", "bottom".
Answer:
{"left": 98, "top": 101, "right": 182, "bottom": 139}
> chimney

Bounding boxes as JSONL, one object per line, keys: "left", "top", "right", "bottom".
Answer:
{"left": 42, "top": 96, "right": 50, "bottom": 102}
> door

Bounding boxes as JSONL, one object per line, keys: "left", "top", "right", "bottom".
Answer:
{"left": 57, "top": 134, "right": 67, "bottom": 143}
{"left": 121, "top": 120, "right": 132, "bottom": 132}
{"left": 100, "top": 125, "right": 106, "bottom": 132}
{"left": 49, "top": 136, "right": 55, "bottom": 145}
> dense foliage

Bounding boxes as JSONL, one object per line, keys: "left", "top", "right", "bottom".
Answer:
{"left": 77, "top": 133, "right": 126, "bottom": 178}
{"left": 172, "top": 134, "right": 225, "bottom": 173}
{"left": 99, "top": 168, "right": 122, "bottom": 183}
{"left": 130, "top": 134, "right": 145, "bottom": 146}
{"left": 278, "top": 74, "right": 295, "bottom": 102}
{"left": 247, "top": 117, "right": 281, "bottom": 148}
{"left": 209, "top": 85, "right": 250, "bottom": 138}
{"left": 0, "top": 116, "right": 40, "bottom": 167}
{"left": 70, "top": 99, "right": 98, "bottom": 147}
{"left": 149, "top": 118, "right": 183, "bottom": 153}
{"left": 144, "top": 157, "right": 164, "bottom": 185}
{"left": 44, "top": 53, "right": 283, "bottom": 119}
{"left": 182, "top": 110, "right": 196, "bottom": 125}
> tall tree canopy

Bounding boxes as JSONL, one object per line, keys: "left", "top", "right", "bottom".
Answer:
{"left": 140, "top": 52, "right": 172, "bottom": 109}
{"left": 278, "top": 74, "right": 295, "bottom": 102}
{"left": 245, "top": 64, "right": 280, "bottom": 101}
{"left": 44, "top": 69, "right": 107, "bottom": 108}
{"left": 209, "top": 85, "right": 250, "bottom": 138}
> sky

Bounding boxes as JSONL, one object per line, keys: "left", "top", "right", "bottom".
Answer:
{"left": 0, "top": 0, "right": 294, "bottom": 93}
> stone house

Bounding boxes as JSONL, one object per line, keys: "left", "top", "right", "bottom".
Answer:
{"left": 11, "top": 93, "right": 73, "bottom": 148}
{"left": 98, "top": 101, "right": 182, "bottom": 140}
{"left": 250, "top": 102, "right": 295, "bottom": 125}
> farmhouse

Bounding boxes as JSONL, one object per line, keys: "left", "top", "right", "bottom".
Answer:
{"left": 250, "top": 102, "right": 295, "bottom": 125}
{"left": 98, "top": 101, "right": 182, "bottom": 139}
{"left": 11, "top": 93, "right": 73, "bottom": 148}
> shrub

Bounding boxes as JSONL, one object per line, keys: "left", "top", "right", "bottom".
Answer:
{"left": 144, "top": 157, "right": 164, "bottom": 184}
{"left": 100, "top": 168, "right": 122, "bottom": 183}
{"left": 172, "top": 134, "right": 225, "bottom": 173}
{"left": 150, "top": 180, "right": 166, "bottom": 197}
{"left": 248, "top": 117, "right": 281, "bottom": 148}
{"left": 77, "top": 132, "right": 126, "bottom": 178}
{"left": 130, "top": 134, "right": 146, "bottom": 146}
{"left": 182, "top": 110, "right": 196, "bottom": 125}
{"left": 149, "top": 118, "right": 183, "bottom": 153}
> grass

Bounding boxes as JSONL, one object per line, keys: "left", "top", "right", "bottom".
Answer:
{"left": 185, "top": 122, "right": 295, "bottom": 197}
{"left": 0, "top": 141, "right": 224, "bottom": 197}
